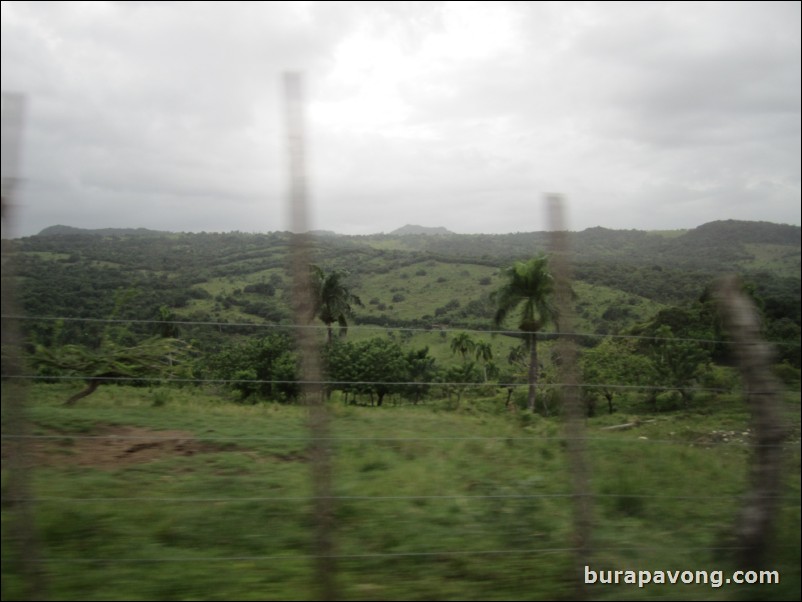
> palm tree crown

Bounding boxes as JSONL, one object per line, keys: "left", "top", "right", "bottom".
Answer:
{"left": 310, "top": 265, "right": 363, "bottom": 344}
{"left": 449, "top": 332, "right": 476, "bottom": 361}
{"left": 493, "top": 256, "right": 556, "bottom": 333}
{"left": 492, "top": 255, "right": 556, "bottom": 412}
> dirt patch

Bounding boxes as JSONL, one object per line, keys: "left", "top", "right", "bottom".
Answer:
{"left": 3, "top": 426, "right": 240, "bottom": 469}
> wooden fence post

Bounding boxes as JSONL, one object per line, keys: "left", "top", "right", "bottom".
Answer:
{"left": 715, "top": 275, "right": 786, "bottom": 569}
{"left": 283, "top": 72, "right": 337, "bottom": 600}
{"left": 2, "top": 91, "right": 46, "bottom": 601}
{"left": 548, "top": 194, "right": 592, "bottom": 598}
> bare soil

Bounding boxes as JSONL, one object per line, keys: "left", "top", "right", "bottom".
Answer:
{"left": 2, "top": 425, "right": 239, "bottom": 469}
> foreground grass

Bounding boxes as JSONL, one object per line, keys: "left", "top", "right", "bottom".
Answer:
{"left": 2, "top": 384, "right": 800, "bottom": 600}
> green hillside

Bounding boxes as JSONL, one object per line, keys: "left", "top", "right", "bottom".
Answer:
{"left": 9, "top": 219, "right": 798, "bottom": 343}
{"left": 2, "top": 220, "right": 800, "bottom": 600}
{"left": 4, "top": 218, "right": 798, "bottom": 409}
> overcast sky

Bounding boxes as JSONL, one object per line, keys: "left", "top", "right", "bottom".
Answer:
{"left": 2, "top": 1, "right": 800, "bottom": 237}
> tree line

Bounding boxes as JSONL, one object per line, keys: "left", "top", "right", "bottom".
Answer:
{"left": 17, "top": 252, "right": 797, "bottom": 414}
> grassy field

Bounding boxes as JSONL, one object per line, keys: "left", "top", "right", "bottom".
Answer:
{"left": 174, "top": 256, "right": 666, "bottom": 354}
{"left": 2, "top": 384, "right": 800, "bottom": 601}
{"left": 738, "top": 244, "right": 802, "bottom": 274}
{"left": 354, "top": 260, "right": 498, "bottom": 322}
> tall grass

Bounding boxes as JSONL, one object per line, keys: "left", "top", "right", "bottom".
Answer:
{"left": 2, "top": 384, "right": 799, "bottom": 600}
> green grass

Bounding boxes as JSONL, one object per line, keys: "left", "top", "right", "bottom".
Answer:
{"left": 572, "top": 281, "right": 665, "bottom": 334}
{"left": 191, "top": 267, "right": 285, "bottom": 298}
{"left": 2, "top": 384, "right": 799, "bottom": 600}
{"left": 739, "top": 243, "right": 802, "bottom": 275}
{"left": 176, "top": 257, "right": 666, "bottom": 351}
{"left": 19, "top": 251, "right": 73, "bottom": 261}
{"left": 355, "top": 260, "right": 499, "bottom": 322}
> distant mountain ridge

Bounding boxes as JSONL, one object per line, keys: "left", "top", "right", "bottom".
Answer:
{"left": 35, "top": 220, "right": 799, "bottom": 243}
{"left": 29, "top": 219, "right": 799, "bottom": 279}
{"left": 682, "top": 219, "right": 800, "bottom": 246}
{"left": 37, "top": 225, "right": 171, "bottom": 237}
{"left": 389, "top": 224, "right": 454, "bottom": 236}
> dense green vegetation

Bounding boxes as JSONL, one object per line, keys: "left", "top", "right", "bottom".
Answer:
{"left": 2, "top": 219, "right": 800, "bottom": 599}
{"left": 6, "top": 220, "right": 800, "bottom": 400}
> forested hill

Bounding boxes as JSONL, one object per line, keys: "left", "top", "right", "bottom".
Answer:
{"left": 7, "top": 219, "right": 799, "bottom": 354}
{"left": 389, "top": 224, "right": 454, "bottom": 236}
{"left": 359, "top": 219, "right": 800, "bottom": 273}
{"left": 30, "top": 218, "right": 800, "bottom": 272}
{"left": 20, "top": 219, "right": 800, "bottom": 281}
{"left": 37, "top": 225, "right": 172, "bottom": 237}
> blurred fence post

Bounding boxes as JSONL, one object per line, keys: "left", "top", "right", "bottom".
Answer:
{"left": 283, "top": 72, "right": 337, "bottom": 600}
{"left": 2, "top": 91, "right": 46, "bottom": 600}
{"left": 715, "top": 275, "right": 786, "bottom": 569}
{"left": 547, "top": 194, "right": 592, "bottom": 598}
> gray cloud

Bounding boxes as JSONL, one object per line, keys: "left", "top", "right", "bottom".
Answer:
{"left": 2, "top": 1, "right": 799, "bottom": 236}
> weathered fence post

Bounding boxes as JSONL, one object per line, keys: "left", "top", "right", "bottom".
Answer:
{"left": 2, "top": 91, "right": 46, "bottom": 601}
{"left": 715, "top": 275, "right": 786, "bottom": 569}
{"left": 283, "top": 72, "right": 337, "bottom": 600}
{"left": 548, "top": 194, "right": 592, "bottom": 598}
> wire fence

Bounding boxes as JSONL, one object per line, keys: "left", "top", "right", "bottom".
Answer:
{"left": 3, "top": 285, "right": 801, "bottom": 600}
{"left": 6, "top": 312, "right": 800, "bottom": 347}
{"left": 30, "top": 545, "right": 793, "bottom": 565}
{"left": 4, "top": 336, "right": 797, "bottom": 598}
{"left": 0, "top": 373, "right": 748, "bottom": 395}
{"left": 9, "top": 493, "right": 800, "bottom": 503}
{"left": 3, "top": 87, "right": 799, "bottom": 601}
{"left": 4, "top": 432, "right": 796, "bottom": 446}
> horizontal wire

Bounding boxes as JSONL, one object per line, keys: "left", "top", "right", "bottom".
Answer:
{"left": 0, "top": 373, "right": 744, "bottom": 394}
{"left": 9, "top": 493, "right": 799, "bottom": 503}
{"left": 7, "top": 372, "right": 796, "bottom": 401}
{"left": 0, "top": 433, "right": 766, "bottom": 443}
{"left": 3, "top": 433, "right": 797, "bottom": 448}
{"left": 1, "top": 313, "right": 769, "bottom": 346}
{"left": 24, "top": 546, "right": 762, "bottom": 564}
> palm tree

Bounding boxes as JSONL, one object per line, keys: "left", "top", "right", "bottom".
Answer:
{"left": 449, "top": 332, "right": 476, "bottom": 361}
{"left": 492, "top": 255, "right": 556, "bottom": 412}
{"left": 310, "top": 265, "right": 363, "bottom": 344}
{"left": 473, "top": 340, "right": 494, "bottom": 382}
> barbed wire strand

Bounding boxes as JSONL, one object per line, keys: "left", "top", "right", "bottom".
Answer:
{"left": 2, "top": 432, "right": 798, "bottom": 449}
{"left": 5, "top": 313, "right": 793, "bottom": 347}
{"left": 0, "top": 372, "right": 764, "bottom": 394}
{"left": 24, "top": 545, "right": 781, "bottom": 565}
{"left": 8, "top": 493, "right": 799, "bottom": 503}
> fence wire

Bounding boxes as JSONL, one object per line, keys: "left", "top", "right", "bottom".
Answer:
{"left": 9, "top": 493, "right": 800, "bottom": 503}
{"left": 7, "top": 312, "right": 799, "bottom": 347}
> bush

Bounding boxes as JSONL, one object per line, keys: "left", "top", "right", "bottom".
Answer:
{"left": 700, "top": 365, "right": 741, "bottom": 392}
{"left": 243, "top": 282, "right": 276, "bottom": 296}
{"left": 202, "top": 334, "right": 299, "bottom": 402}
{"left": 773, "top": 361, "right": 801, "bottom": 386}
